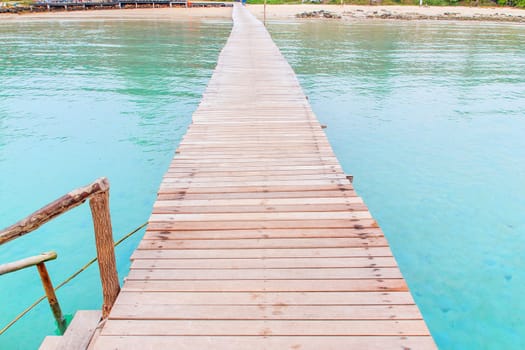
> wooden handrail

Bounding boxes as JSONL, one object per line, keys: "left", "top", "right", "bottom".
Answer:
{"left": 0, "top": 177, "right": 119, "bottom": 319}
{"left": 0, "top": 251, "right": 57, "bottom": 275}
{"left": 0, "top": 251, "right": 67, "bottom": 333}
{"left": 0, "top": 178, "right": 109, "bottom": 245}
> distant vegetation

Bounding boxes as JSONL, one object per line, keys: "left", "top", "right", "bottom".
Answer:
{"left": 247, "top": 0, "right": 525, "bottom": 8}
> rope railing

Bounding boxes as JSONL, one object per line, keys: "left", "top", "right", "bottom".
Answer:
{"left": 0, "top": 178, "right": 147, "bottom": 336}
{"left": 0, "top": 221, "right": 147, "bottom": 336}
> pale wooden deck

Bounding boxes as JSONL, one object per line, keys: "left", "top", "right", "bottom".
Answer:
{"left": 91, "top": 4, "right": 436, "bottom": 349}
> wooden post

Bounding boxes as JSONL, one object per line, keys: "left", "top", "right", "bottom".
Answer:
{"left": 89, "top": 190, "right": 120, "bottom": 319}
{"left": 36, "top": 262, "right": 67, "bottom": 334}
{"left": 263, "top": 0, "right": 267, "bottom": 26}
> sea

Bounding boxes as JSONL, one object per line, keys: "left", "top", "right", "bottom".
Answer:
{"left": 1, "top": 13, "right": 524, "bottom": 350}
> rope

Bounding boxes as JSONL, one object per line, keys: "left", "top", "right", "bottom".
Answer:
{"left": 0, "top": 221, "right": 148, "bottom": 336}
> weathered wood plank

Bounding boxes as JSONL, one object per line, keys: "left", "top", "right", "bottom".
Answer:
{"left": 149, "top": 211, "right": 373, "bottom": 222}
{"left": 137, "top": 237, "right": 388, "bottom": 249}
{"left": 142, "top": 227, "right": 383, "bottom": 240}
{"left": 157, "top": 184, "right": 356, "bottom": 195}
{"left": 57, "top": 310, "right": 101, "bottom": 350}
{"left": 126, "top": 267, "right": 403, "bottom": 280}
{"left": 156, "top": 190, "right": 358, "bottom": 200}
{"left": 101, "top": 319, "right": 430, "bottom": 336}
{"left": 131, "top": 247, "right": 395, "bottom": 260}
{"left": 121, "top": 279, "right": 408, "bottom": 292}
{"left": 153, "top": 197, "right": 363, "bottom": 207}
{"left": 146, "top": 220, "right": 378, "bottom": 231}
{"left": 152, "top": 204, "right": 368, "bottom": 214}
{"left": 130, "top": 256, "right": 396, "bottom": 269}
{"left": 88, "top": 3, "right": 435, "bottom": 348}
{"left": 113, "top": 291, "right": 417, "bottom": 305}
{"left": 92, "top": 335, "right": 437, "bottom": 350}
{"left": 39, "top": 336, "right": 62, "bottom": 350}
{"left": 110, "top": 304, "right": 422, "bottom": 320}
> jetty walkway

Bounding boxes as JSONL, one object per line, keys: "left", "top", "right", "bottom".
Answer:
{"left": 88, "top": 4, "right": 436, "bottom": 349}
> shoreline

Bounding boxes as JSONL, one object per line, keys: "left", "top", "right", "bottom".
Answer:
{"left": 248, "top": 4, "right": 525, "bottom": 22}
{"left": 0, "top": 7, "right": 233, "bottom": 20}
{"left": 1, "top": 4, "right": 525, "bottom": 22}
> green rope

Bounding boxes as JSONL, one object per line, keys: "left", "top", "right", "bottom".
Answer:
{"left": 0, "top": 221, "right": 148, "bottom": 336}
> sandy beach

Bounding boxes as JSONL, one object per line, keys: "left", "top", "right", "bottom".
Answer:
{"left": 248, "top": 4, "right": 525, "bottom": 22}
{"left": 2, "top": 4, "right": 525, "bottom": 22}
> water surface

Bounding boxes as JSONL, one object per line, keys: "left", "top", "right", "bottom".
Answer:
{"left": 268, "top": 19, "right": 525, "bottom": 349}
{"left": 0, "top": 18, "right": 231, "bottom": 350}
{"left": 1, "top": 14, "right": 524, "bottom": 350}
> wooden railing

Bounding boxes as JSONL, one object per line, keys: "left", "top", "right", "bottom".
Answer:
{"left": 0, "top": 251, "right": 66, "bottom": 333}
{"left": 0, "top": 178, "right": 120, "bottom": 326}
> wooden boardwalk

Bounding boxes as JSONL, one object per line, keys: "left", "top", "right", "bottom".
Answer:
{"left": 91, "top": 4, "right": 436, "bottom": 349}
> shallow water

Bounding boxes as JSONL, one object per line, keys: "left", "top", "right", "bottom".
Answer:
{"left": 1, "top": 15, "right": 524, "bottom": 350}
{"left": 268, "top": 19, "right": 525, "bottom": 350}
{"left": 0, "top": 18, "right": 231, "bottom": 349}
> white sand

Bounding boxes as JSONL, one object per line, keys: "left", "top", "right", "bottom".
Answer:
{"left": 249, "top": 4, "right": 525, "bottom": 22}
{"left": 2, "top": 3, "right": 525, "bottom": 22}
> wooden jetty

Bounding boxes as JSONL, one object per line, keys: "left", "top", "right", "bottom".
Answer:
{"left": 5, "top": 0, "right": 231, "bottom": 14}
{"left": 83, "top": 4, "right": 436, "bottom": 349}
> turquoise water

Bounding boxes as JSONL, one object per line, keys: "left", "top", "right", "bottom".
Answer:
{"left": 268, "top": 20, "right": 525, "bottom": 349}
{"left": 0, "top": 18, "right": 231, "bottom": 349}
{"left": 1, "top": 15, "right": 524, "bottom": 350}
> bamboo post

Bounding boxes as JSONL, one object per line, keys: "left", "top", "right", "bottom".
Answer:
{"left": 89, "top": 189, "right": 120, "bottom": 319}
{"left": 36, "top": 261, "right": 67, "bottom": 334}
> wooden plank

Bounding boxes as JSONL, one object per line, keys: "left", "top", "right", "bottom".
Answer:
{"left": 126, "top": 267, "right": 403, "bottom": 280}
{"left": 131, "top": 247, "right": 395, "bottom": 260}
{"left": 39, "top": 336, "right": 62, "bottom": 350}
{"left": 152, "top": 204, "right": 368, "bottom": 214}
{"left": 137, "top": 237, "right": 388, "bottom": 249}
{"left": 130, "top": 256, "right": 396, "bottom": 269}
{"left": 165, "top": 168, "right": 343, "bottom": 176}
{"left": 157, "top": 185, "right": 356, "bottom": 195}
{"left": 110, "top": 304, "right": 422, "bottom": 320}
{"left": 101, "top": 319, "right": 430, "bottom": 336}
{"left": 154, "top": 197, "right": 363, "bottom": 208}
{"left": 167, "top": 164, "right": 343, "bottom": 172}
{"left": 121, "top": 279, "right": 408, "bottom": 292}
{"left": 147, "top": 219, "right": 378, "bottom": 231}
{"left": 157, "top": 190, "right": 358, "bottom": 200}
{"left": 92, "top": 335, "right": 437, "bottom": 350}
{"left": 88, "top": 3, "right": 435, "bottom": 348}
{"left": 149, "top": 211, "right": 373, "bottom": 222}
{"left": 161, "top": 174, "right": 349, "bottom": 183}
{"left": 113, "top": 291, "right": 417, "bottom": 306}
{"left": 57, "top": 310, "right": 101, "bottom": 350}
{"left": 142, "top": 227, "right": 383, "bottom": 240}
